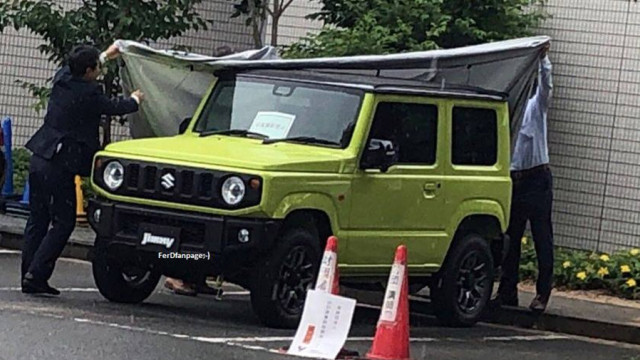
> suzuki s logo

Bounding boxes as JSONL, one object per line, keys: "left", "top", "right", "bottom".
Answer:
{"left": 161, "top": 173, "right": 175, "bottom": 190}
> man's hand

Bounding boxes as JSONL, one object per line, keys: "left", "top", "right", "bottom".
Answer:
{"left": 104, "top": 43, "right": 121, "bottom": 61}
{"left": 131, "top": 89, "right": 145, "bottom": 104}
{"left": 541, "top": 43, "right": 550, "bottom": 58}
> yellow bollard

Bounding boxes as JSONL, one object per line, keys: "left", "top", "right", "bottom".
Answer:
{"left": 75, "top": 176, "right": 87, "bottom": 224}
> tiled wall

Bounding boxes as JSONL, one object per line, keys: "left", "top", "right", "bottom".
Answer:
{"left": 540, "top": 0, "right": 640, "bottom": 252}
{"left": 2, "top": 0, "right": 640, "bottom": 252}
{"left": 0, "top": 0, "right": 254, "bottom": 146}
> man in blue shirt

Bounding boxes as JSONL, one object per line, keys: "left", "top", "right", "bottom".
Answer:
{"left": 496, "top": 44, "right": 554, "bottom": 313}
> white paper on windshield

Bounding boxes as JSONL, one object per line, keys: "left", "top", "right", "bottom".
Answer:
{"left": 248, "top": 111, "right": 295, "bottom": 139}
{"left": 287, "top": 290, "right": 356, "bottom": 359}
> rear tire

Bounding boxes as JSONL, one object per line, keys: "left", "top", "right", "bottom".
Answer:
{"left": 431, "top": 233, "right": 494, "bottom": 327}
{"left": 250, "top": 226, "right": 321, "bottom": 329}
{"left": 92, "top": 239, "right": 160, "bottom": 304}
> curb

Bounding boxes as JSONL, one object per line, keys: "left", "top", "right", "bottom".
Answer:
{"left": 0, "top": 230, "right": 92, "bottom": 262}
{"left": 1, "top": 228, "right": 639, "bottom": 346}
{"left": 486, "top": 305, "right": 640, "bottom": 346}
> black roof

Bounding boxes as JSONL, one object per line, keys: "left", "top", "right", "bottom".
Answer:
{"left": 219, "top": 68, "right": 507, "bottom": 101}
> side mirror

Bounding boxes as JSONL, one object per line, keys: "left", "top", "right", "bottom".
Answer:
{"left": 361, "top": 139, "right": 396, "bottom": 173}
{"left": 178, "top": 118, "right": 191, "bottom": 135}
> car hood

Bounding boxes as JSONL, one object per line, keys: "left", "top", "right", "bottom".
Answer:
{"left": 103, "top": 135, "right": 351, "bottom": 173}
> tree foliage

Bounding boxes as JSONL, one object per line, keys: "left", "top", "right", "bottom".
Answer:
{"left": 283, "top": 0, "right": 547, "bottom": 58}
{"left": 0, "top": 0, "right": 209, "bottom": 142}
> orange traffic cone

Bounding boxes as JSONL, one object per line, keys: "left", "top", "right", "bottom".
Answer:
{"left": 281, "top": 236, "right": 359, "bottom": 359}
{"left": 316, "top": 235, "right": 340, "bottom": 295}
{"left": 316, "top": 236, "right": 359, "bottom": 359}
{"left": 75, "top": 176, "right": 87, "bottom": 224}
{"left": 367, "top": 245, "right": 410, "bottom": 360}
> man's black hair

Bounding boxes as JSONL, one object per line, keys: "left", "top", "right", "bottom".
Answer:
{"left": 68, "top": 45, "right": 100, "bottom": 77}
{"left": 215, "top": 45, "right": 234, "bottom": 57}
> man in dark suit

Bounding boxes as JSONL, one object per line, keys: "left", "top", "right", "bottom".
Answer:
{"left": 21, "top": 44, "right": 144, "bottom": 295}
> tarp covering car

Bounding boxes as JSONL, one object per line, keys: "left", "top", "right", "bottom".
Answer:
{"left": 116, "top": 36, "right": 551, "bottom": 151}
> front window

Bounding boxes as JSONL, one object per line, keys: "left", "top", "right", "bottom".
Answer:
{"left": 194, "top": 76, "right": 363, "bottom": 148}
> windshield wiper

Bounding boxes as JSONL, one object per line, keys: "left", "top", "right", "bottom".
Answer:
{"left": 199, "top": 129, "right": 268, "bottom": 139}
{"left": 262, "top": 136, "right": 341, "bottom": 146}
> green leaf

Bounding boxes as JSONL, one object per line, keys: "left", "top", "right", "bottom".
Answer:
{"left": 284, "top": 0, "right": 548, "bottom": 58}
{"left": 1, "top": 0, "right": 208, "bottom": 106}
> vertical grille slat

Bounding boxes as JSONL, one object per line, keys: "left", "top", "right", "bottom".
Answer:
{"left": 126, "top": 164, "right": 140, "bottom": 189}
{"left": 181, "top": 170, "right": 194, "bottom": 197}
{"left": 143, "top": 166, "right": 157, "bottom": 191}
{"left": 198, "top": 173, "right": 214, "bottom": 199}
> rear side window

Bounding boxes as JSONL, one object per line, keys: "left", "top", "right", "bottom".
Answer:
{"left": 452, "top": 107, "right": 498, "bottom": 166}
{"left": 368, "top": 102, "right": 438, "bottom": 165}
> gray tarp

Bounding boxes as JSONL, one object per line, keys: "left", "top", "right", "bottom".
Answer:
{"left": 117, "top": 36, "right": 551, "bottom": 150}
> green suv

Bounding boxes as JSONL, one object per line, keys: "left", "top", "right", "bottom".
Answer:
{"left": 89, "top": 68, "right": 511, "bottom": 328}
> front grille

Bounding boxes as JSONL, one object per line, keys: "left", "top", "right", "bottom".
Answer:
{"left": 124, "top": 163, "right": 219, "bottom": 203}
{"left": 96, "top": 159, "right": 262, "bottom": 209}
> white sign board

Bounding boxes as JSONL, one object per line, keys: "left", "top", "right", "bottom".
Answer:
{"left": 287, "top": 290, "right": 357, "bottom": 360}
{"left": 248, "top": 111, "right": 295, "bottom": 139}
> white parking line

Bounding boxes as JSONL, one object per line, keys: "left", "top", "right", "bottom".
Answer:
{"left": 0, "top": 287, "right": 251, "bottom": 296}
{"left": 483, "top": 335, "right": 570, "bottom": 341}
{"left": 68, "top": 317, "right": 571, "bottom": 346}
{"left": 0, "top": 287, "right": 99, "bottom": 292}
{"left": 0, "top": 249, "right": 21, "bottom": 255}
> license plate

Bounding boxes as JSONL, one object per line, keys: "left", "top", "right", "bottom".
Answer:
{"left": 137, "top": 223, "right": 181, "bottom": 252}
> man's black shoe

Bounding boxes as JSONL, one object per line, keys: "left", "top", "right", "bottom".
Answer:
{"left": 490, "top": 292, "right": 519, "bottom": 308}
{"left": 529, "top": 294, "right": 549, "bottom": 313}
{"left": 21, "top": 275, "right": 60, "bottom": 296}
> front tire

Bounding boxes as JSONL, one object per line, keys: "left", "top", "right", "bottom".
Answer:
{"left": 250, "top": 226, "right": 321, "bottom": 329}
{"left": 431, "top": 233, "right": 494, "bottom": 327}
{"left": 92, "top": 239, "right": 161, "bottom": 304}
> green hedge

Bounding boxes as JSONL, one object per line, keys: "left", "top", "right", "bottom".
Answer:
{"left": 11, "top": 149, "right": 94, "bottom": 205}
{"left": 12, "top": 148, "right": 30, "bottom": 193}
{"left": 519, "top": 236, "right": 640, "bottom": 300}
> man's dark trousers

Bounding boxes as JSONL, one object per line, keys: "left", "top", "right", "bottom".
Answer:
{"left": 498, "top": 165, "right": 554, "bottom": 301}
{"left": 21, "top": 154, "right": 76, "bottom": 282}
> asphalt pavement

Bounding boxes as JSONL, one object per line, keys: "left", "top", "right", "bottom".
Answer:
{"left": 1, "top": 249, "right": 639, "bottom": 360}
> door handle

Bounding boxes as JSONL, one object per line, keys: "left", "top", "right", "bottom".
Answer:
{"left": 424, "top": 183, "right": 437, "bottom": 191}
{"left": 423, "top": 182, "right": 440, "bottom": 198}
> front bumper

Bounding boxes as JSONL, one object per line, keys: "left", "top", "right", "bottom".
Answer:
{"left": 88, "top": 198, "right": 281, "bottom": 258}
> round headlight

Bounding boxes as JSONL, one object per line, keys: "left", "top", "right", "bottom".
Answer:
{"left": 103, "top": 161, "right": 124, "bottom": 191}
{"left": 221, "top": 176, "right": 245, "bottom": 205}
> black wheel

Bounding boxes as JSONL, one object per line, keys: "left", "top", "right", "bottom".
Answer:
{"left": 250, "top": 226, "right": 321, "bottom": 329}
{"left": 431, "top": 233, "right": 494, "bottom": 327}
{"left": 92, "top": 239, "right": 161, "bottom": 304}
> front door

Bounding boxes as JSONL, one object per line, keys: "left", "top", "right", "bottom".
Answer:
{"left": 346, "top": 98, "right": 448, "bottom": 271}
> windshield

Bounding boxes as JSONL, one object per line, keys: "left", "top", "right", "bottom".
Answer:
{"left": 194, "top": 76, "right": 363, "bottom": 148}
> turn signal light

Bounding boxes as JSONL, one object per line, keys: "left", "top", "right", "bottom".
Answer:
{"left": 249, "top": 178, "right": 261, "bottom": 190}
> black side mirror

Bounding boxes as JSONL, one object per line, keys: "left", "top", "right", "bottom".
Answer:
{"left": 178, "top": 118, "right": 191, "bottom": 135}
{"left": 361, "top": 139, "right": 396, "bottom": 173}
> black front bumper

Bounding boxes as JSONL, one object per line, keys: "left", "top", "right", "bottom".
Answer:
{"left": 88, "top": 198, "right": 281, "bottom": 259}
